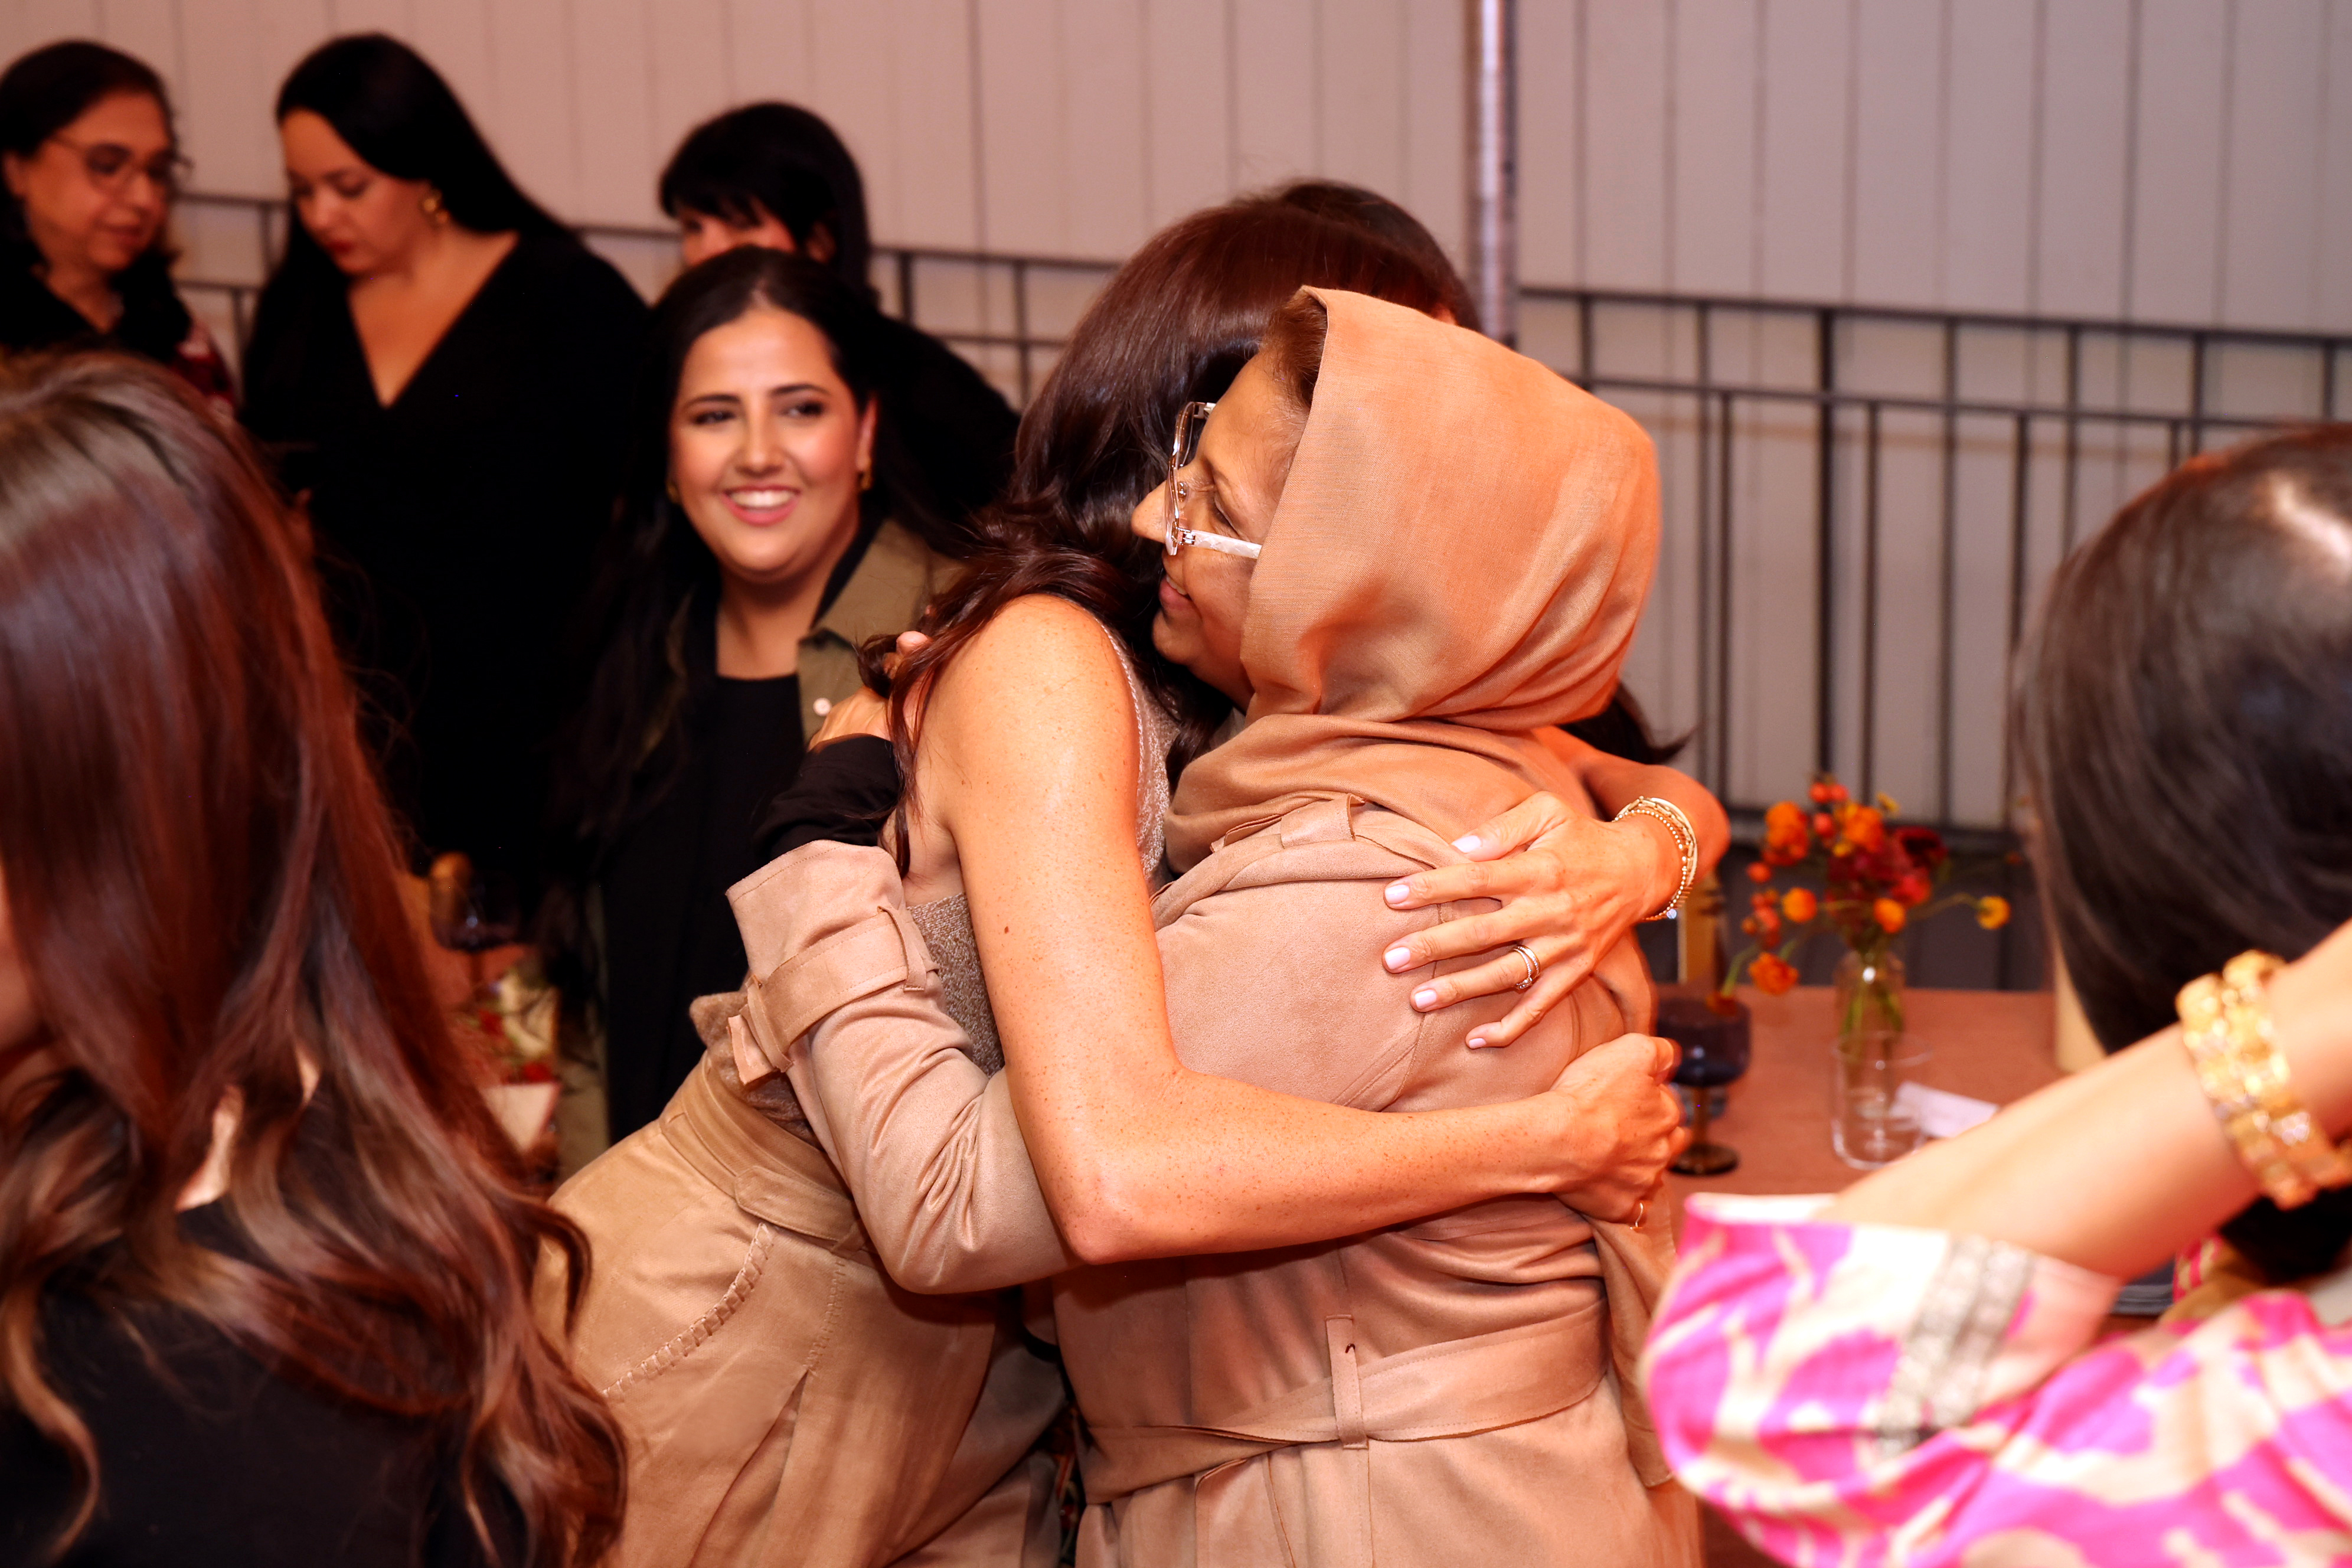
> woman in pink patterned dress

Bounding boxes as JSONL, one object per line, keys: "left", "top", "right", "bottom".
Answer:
{"left": 1642, "top": 427, "right": 2352, "bottom": 1566}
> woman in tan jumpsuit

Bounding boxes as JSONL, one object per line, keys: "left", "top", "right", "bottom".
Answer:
{"left": 729, "top": 289, "right": 1706, "bottom": 1565}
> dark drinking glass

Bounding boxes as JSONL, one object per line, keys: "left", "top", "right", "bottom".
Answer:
{"left": 1656, "top": 989, "right": 1751, "bottom": 1176}
{"left": 427, "top": 853, "right": 519, "bottom": 979}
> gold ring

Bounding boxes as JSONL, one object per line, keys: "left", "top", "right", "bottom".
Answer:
{"left": 1509, "top": 942, "right": 1541, "bottom": 992}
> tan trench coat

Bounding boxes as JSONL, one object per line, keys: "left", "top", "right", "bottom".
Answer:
{"left": 541, "top": 1043, "right": 1066, "bottom": 1567}
{"left": 729, "top": 792, "right": 1701, "bottom": 1568}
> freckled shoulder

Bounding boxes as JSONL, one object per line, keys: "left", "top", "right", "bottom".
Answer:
{"left": 925, "top": 593, "right": 1142, "bottom": 744}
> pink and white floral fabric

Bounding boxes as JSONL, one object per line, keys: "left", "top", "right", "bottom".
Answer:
{"left": 1641, "top": 1193, "right": 2352, "bottom": 1566}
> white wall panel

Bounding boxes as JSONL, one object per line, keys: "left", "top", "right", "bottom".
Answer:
{"left": 2218, "top": 0, "right": 2328, "bottom": 331}
{"left": 475, "top": 0, "right": 579, "bottom": 221}
{"left": 1941, "top": 0, "right": 2034, "bottom": 315}
{"left": 1139, "top": 0, "right": 1234, "bottom": 232}
{"left": 1579, "top": 0, "right": 1668, "bottom": 292}
{"left": 972, "top": 0, "right": 1067, "bottom": 253}
{"left": 1670, "top": 0, "right": 1762, "bottom": 298}
{"left": 1755, "top": 0, "right": 1854, "bottom": 302}
{"left": 1319, "top": 0, "right": 1407, "bottom": 214}
{"left": 878, "top": 0, "right": 983, "bottom": 252}
{"left": 1229, "top": 0, "right": 1319, "bottom": 191}
{"left": 1398, "top": 0, "right": 1463, "bottom": 264}
{"left": 726, "top": 0, "right": 815, "bottom": 107}
{"left": 2125, "top": 0, "right": 2229, "bottom": 325}
{"left": 1059, "top": 0, "right": 1149, "bottom": 259}
{"left": 2324, "top": 1, "right": 2352, "bottom": 342}
{"left": 2032, "top": 0, "right": 2132, "bottom": 319}
{"left": 1847, "top": 0, "right": 1942, "bottom": 307}
{"left": 6, "top": 0, "right": 2333, "bottom": 331}
{"left": 565, "top": 0, "right": 655, "bottom": 228}
{"left": 1514, "top": 0, "right": 1580, "bottom": 287}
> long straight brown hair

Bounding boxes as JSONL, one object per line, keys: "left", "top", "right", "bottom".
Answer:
{"left": 0, "top": 355, "right": 621, "bottom": 1561}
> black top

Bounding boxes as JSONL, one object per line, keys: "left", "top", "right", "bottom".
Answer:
{"left": 599, "top": 662, "right": 808, "bottom": 1140}
{"left": 0, "top": 254, "right": 189, "bottom": 363}
{"left": 870, "top": 311, "right": 1019, "bottom": 527}
{"left": 0, "top": 1204, "right": 511, "bottom": 1568}
{"left": 240, "top": 233, "right": 649, "bottom": 883}
{"left": 752, "top": 734, "right": 900, "bottom": 860}
{"left": 0, "top": 254, "right": 235, "bottom": 405}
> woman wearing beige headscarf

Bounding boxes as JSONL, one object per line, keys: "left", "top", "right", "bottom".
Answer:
{"left": 727, "top": 288, "right": 1701, "bottom": 1565}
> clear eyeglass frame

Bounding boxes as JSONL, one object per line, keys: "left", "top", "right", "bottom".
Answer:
{"left": 48, "top": 134, "right": 190, "bottom": 198}
{"left": 1161, "top": 399, "right": 1262, "bottom": 561}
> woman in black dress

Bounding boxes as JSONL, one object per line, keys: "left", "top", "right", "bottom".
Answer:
{"left": 661, "top": 102, "right": 1018, "bottom": 531}
{"left": 0, "top": 357, "right": 620, "bottom": 1566}
{"left": 0, "top": 40, "right": 232, "bottom": 407}
{"left": 540, "top": 247, "right": 969, "bottom": 1164}
{"left": 241, "top": 34, "right": 648, "bottom": 888}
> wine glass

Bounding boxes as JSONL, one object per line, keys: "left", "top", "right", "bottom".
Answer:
{"left": 1657, "top": 989, "right": 1752, "bottom": 1177}
{"left": 426, "top": 852, "right": 519, "bottom": 985}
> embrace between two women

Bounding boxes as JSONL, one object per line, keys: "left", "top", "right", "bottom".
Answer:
{"left": 553, "top": 281, "right": 1712, "bottom": 1566}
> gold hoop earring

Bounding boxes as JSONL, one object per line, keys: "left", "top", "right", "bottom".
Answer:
{"left": 665, "top": 478, "right": 680, "bottom": 504}
{"left": 859, "top": 465, "right": 874, "bottom": 493}
{"left": 420, "top": 188, "right": 449, "bottom": 225}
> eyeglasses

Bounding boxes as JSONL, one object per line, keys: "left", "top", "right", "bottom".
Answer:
{"left": 47, "top": 135, "right": 189, "bottom": 198}
{"left": 1161, "top": 399, "right": 1262, "bottom": 561}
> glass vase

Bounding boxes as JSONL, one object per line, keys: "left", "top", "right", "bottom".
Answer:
{"left": 1832, "top": 947, "right": 1907, "bottom": 1041}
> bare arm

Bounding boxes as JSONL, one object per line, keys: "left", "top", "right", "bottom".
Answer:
{"left": 921, "top": 597, "right": 1681, "bottom": 1263}
{"left": 1825, "top": 920, "right": 2352, "bottom": 1278}
{"left": 1381, "top": 730, "right": 1732, "bottom": 1047}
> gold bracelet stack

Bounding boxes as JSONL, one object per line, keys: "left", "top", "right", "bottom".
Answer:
{"left": 2176, "top": 950, "right": 2352, "bottom": 1210}
{"left": 1615, "top": 796, "right": 1698, "bottom": 922}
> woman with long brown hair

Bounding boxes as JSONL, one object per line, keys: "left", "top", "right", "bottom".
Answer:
{"left": 0, "top": 354, "right": 621, "bottom": 1566}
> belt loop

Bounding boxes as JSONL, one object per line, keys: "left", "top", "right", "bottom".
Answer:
{"left": 1325, "top": 1315, "right": 1374, "bottom": 1567}
{"left": 1325, "top": 1316, "right": 1368, "bottom": 1449}
{"left": 884, "top": 902, "right": 935, "bottom": 988}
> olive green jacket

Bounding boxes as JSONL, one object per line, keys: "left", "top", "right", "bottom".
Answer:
{"left": 553, "top": 520, "right": 953, "bottom": 1177}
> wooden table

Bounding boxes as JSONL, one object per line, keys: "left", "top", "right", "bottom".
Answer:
{"left": 1662, "top": 985, "right": 2059, "bottom": 1567}
{"left": 1667, "top": 984, "right": 2060, "bottom": 1203}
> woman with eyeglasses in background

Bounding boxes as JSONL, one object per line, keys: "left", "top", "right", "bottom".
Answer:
{"left": 0, "top": 41, "right": 231, "bottom": 410}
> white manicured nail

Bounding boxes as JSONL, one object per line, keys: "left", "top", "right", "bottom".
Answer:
{"left": 1384, "top": 946, "right": 1413, "bottom": 971}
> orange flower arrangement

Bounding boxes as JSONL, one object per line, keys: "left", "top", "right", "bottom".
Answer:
{"left": 1727, "top": 776, "right": 2010, "bottom": 1017}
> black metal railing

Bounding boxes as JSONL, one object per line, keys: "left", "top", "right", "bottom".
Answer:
{"left": 172, "top": 193, "right": 2347, "bottom": 841}
{"left": 1527, "top": 290, "right": 2344, "bottom": 835}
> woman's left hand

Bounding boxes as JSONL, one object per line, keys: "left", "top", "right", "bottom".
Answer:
{"left": 1380, "top": 790, "right": 1677, "bottom": 1049}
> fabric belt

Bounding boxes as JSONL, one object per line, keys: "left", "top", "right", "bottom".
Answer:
{"left": 661, "top": 1057, "right": 873, "bottom": 1260}
{"left": 1080, "top": 1296, "right": 1609, "bottom": 1504}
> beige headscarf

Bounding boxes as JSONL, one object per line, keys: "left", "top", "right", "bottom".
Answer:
{"left": 1164, "top": 288, "right": 1661, "bottom": 870}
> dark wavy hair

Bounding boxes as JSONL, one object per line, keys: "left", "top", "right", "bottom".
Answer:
{"left": 2015, "top": 425, "right": 2352, "bottom": 1282}
{"left": 1272, "top": 180, "right": 1481, "bottom": 332}
{"left": 0, "top": 355, "right": 622, "bottom": 1562}
{"left": 261, "top": 34, "right": 562, "bottom": 300}
{"left": 659, "top": 102, "right": 873, "bottom": 301}
{"left": 0, "top": 41, "right": 179, "bottom": 290}
{"left": 865, "top": 198, "right": 1456, "bottom": 855}
{"left": 540, "top": 246, "right": 966, "bottom": 1015}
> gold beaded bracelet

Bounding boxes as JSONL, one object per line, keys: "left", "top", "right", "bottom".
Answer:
{"left": 1615, "top": 796, "right": 1698, "bottom": 922}
{"left": 2176, "top": 950, "right": 2352, "bottom": 1210}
